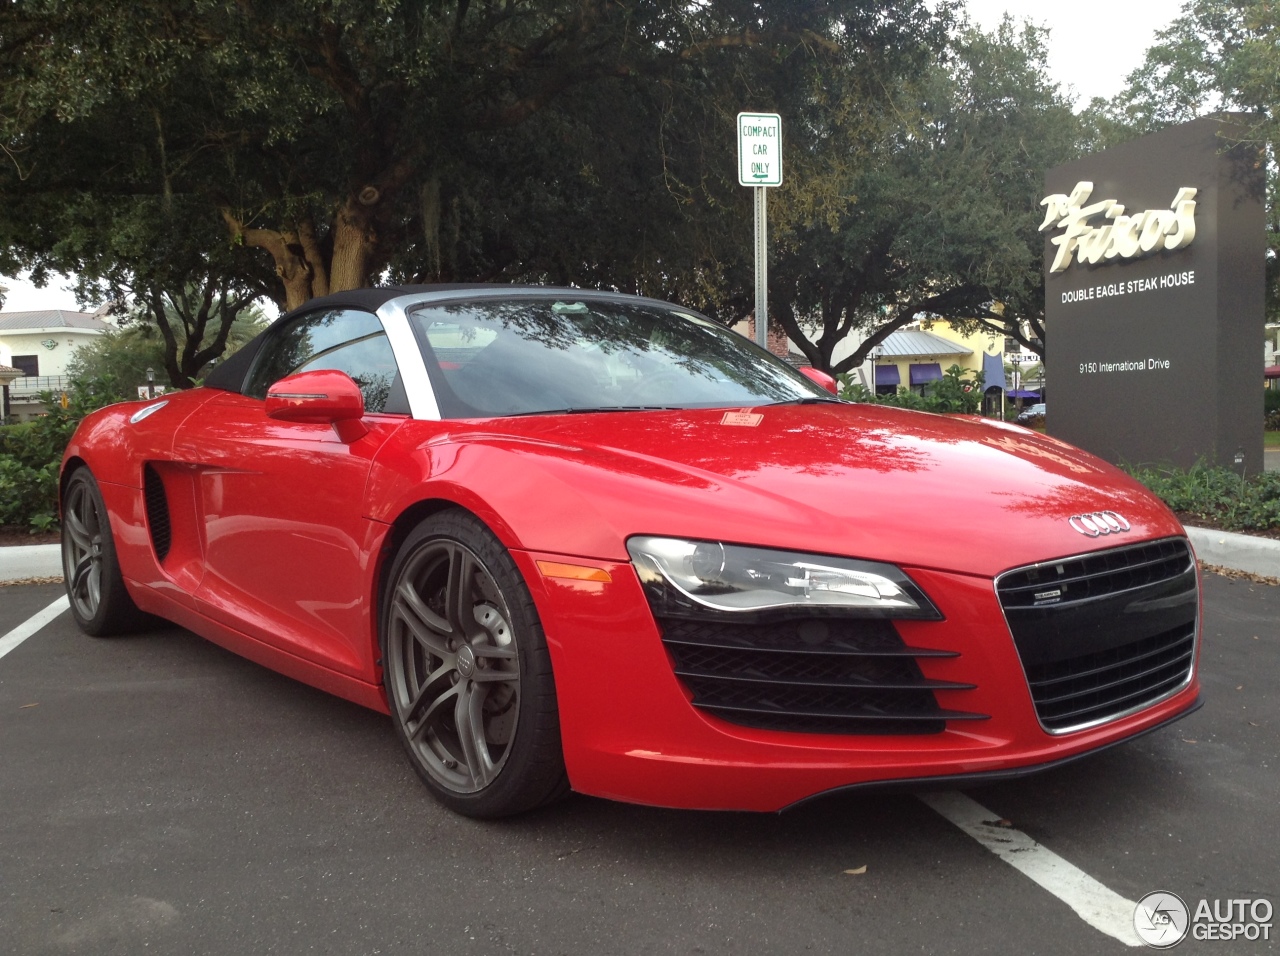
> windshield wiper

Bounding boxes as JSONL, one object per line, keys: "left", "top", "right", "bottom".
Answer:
{"left": 509, "top": 405, "right": 684, "bottom": 416}
{"left": 769, "top": 396, "right": 845, "bottom": 406}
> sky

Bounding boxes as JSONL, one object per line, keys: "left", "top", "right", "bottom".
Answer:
{"left": 1, "top": 0, "right": 1192, "bottom": 314}
{"left": 961, "top": 0, "right": 1187, "bottom": 104}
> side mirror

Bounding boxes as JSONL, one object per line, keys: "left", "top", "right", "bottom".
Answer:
{"left": 799, "top": 366, "right": 839, "bottom": 395}
{"left": 266, "top": 369, "right": 368, "bottom": 441}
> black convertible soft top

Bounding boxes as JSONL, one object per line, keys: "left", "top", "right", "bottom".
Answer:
{"left": 203, "top": 283, "right": 511, "bottom": 394}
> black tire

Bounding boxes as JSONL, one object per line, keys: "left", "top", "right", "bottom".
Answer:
{"left": 380, "top": 509, "right": 568, "bottom": 817}
{"left": 61, "top": 466, "right": 145, "bottom": 636}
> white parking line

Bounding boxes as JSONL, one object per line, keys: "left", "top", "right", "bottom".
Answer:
{"left": 0, "top": 595, "right": 70, "bottom": 662}
{"left": 919, "top": 791, "right": 1142, "bottom": 948}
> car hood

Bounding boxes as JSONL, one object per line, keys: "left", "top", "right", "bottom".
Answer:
{"left": 424, "top": 403, "right": 1185, "bottom": 578}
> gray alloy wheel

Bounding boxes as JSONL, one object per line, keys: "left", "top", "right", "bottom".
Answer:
{"left": 381, "top": 510, "right": 567, "bottom": 817}
{"left": 61, "top": 467, "right": 144, "bottom": 636}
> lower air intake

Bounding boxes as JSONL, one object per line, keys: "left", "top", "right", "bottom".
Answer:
{"left": 658, "top": 617, "right": 986, "bottom": 735}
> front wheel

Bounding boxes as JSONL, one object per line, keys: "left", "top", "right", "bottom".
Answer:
{"left": 61, "top": 466, "right": 145, "bottom": 636}
{"left": 380, "top": 510, "right": 567, "bottom": 817}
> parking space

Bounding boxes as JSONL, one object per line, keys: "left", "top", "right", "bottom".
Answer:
{"left": 0, "top": 575, "right": 1274, "bottom": 955}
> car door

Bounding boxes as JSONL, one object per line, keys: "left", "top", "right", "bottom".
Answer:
{"left": 174, "top": 307, "right": 406, "bottom": 678}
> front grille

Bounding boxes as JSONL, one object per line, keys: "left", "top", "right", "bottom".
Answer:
{"left": 143, "top": 465, "right": 172, "bottom": 563}
{"left": 997, "top": 537, "right": 1197, "bottom": 733}
{"left": 659, "top": 618, "right": 987, "bottom": 735}
{"left": 998, "top": 537, "right": 1192, "bottom": 609}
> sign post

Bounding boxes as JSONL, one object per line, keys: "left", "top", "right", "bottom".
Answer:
{"left": 738, "top": 112, "right": 782, "bottom": 349}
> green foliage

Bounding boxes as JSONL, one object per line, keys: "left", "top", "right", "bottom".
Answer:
{"left": 1125, "top": 462, "right": 1280, "bottom": 533}
{"left": 64, "top": 327, "right": 168, "bottom": 393}
{"left": 772, "top": 17, "right": 1081, "bottom": 373}
{"left": 1265, "top": 389, "right": 1280, "bottom": 429}
{"left": 0, "top": 0, "right": 946, "bottom": 320}
{"left": 0, "top": 454, "right": 58, "bottom": 532}
{"left": 839, "top": 364, "right": 985, "bottom": 414}
{"left": 0, "top": 374, "right": 136, "bottom": 532}
{"left": 66, "top": 303, "right": 267, "bottom": 388}
{"left": 1096, "top": 0, "right": 1280, "bottom": 320}
{"left": 0, "top": 419, "right": 63, "bottom": 532}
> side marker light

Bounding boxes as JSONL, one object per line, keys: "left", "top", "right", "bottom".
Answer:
{"left": 536, "top": 561, "right": 612, "bottom": 583}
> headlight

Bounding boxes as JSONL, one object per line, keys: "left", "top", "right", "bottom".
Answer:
{"left": 626, "top": 537, "right": 941, "bottom": 619}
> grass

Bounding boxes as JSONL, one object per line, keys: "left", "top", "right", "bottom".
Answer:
{"left": 1266, "top": 430, "right": 1280, "bottom": 448}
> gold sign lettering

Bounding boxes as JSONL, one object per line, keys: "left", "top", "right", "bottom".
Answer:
{"left": 1039, "top": 182, "right": 1197, "bottom": 273}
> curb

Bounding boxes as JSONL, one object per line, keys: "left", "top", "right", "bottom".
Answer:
{"left": 0, "top": 544, "right": 62, "bottom": 583}
{"left": 1184, "top": 526, "right": 1280, "bottom": 580}
{"left": 2, "top": 529, "right": 1279, "bottom": 585}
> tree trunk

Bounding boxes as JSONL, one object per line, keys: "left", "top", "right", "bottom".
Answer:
{"left": 328, "top": 195, "right": 378, "bottom": 292}
{"left": 221, "top": 209, "right": 320, "bottom": 312}
{"left": 420, "top": 177, "right": 442, "bottom": 279}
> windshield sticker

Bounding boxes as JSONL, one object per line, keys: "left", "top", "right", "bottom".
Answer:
{"left": 721, "top": 410, "right": 763, "bottom": 427}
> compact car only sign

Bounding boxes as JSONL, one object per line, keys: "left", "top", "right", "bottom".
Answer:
{"left": 738, "top": 112, "right": 782, "bottom": 187}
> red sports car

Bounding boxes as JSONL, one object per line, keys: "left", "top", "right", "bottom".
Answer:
{"left": 61, "top": 287, "right": 1201, "bottom": 817}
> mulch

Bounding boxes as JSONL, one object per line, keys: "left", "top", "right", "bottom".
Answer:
{"left": 0, "top": 527, "right": 60, "bottom": 548}
{"left": 1200, "top": 563, "right": 1280, "bottom": 587}
{"left": 0, "top": 575, "right": 63, "bottom": 588}
{"left": 1172, "top": 512, "right": 1280, "bottom": 542}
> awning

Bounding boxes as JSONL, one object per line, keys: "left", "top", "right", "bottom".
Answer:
{"left": 909, "top": 363, "right": 943, "bottom": 386}
{"left": 1266, "top": 365, "right": 1280, "bottom": 379}
{"left": 1007, "top": 389, "right": 1041, "bottom": 399}
{"left": 877, "top": 329, "right": 971, "bottom": 358}
{"left": 875, "top": 365, "right": 900, "bottom": 387}
{"left": 981, "top": 351, "right": 1004, "bottom": 391}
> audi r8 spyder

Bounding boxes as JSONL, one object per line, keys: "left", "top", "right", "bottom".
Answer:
{"left": 60, "top": 286, "right": 1202, "bottom": 817}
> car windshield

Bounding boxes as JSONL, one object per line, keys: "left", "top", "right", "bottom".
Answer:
{"left": 408, "top": 297, "right": 831, "bottom": 418}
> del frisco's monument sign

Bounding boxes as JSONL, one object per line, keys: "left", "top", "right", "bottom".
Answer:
{"left": 1044, "top": 116, "right": 1264, "bottom": 473}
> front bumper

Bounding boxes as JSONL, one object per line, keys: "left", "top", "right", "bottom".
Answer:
{"left": 515, "top": 552, "right": 1203, "bottom": 812}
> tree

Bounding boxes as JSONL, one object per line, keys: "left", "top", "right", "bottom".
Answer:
{"left": 765, "top": 18, "right": 1082, "bottom": 374}
{"left": 1096, "top": 0, "right": 1280, "bottom": 318}
{"left": 1, "top": 0, "right": 946, "bottom": 318}
{"left": 67, "top": 300, "right": 268, "bottom": 391}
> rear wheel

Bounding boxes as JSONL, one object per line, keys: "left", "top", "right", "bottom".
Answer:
{"left": 61, "top": 466, "right": 144, "bottom": 636}
{"left": 381, "top": 510, "right": 567, "bottom": 817}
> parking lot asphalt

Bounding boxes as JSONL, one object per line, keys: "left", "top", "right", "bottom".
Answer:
{"left": 0, "top": 574, "right": 1275, "bottom": 956}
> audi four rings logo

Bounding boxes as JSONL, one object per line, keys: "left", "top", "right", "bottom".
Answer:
{"left": 1068, "top": 511, "right": 1131, "bottom": 537}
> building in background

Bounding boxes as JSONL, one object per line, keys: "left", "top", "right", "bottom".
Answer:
{"left": 0, "top": 309, "right": 112, "bottom": 421}
{"left": 729, "top": 313, "right": 1043, "bottom": 413}
{"left": 866, "top": 327, "right": 972, "bottom": 395}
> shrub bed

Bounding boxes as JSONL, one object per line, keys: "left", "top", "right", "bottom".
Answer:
{"left": 839, "top": 364, "right": 986, "bottom": 414}
{"left": 1124, "top": 462, "right": 1280, "bottom": 537}
{"left": 0, "top": 375, "right": 134, "bottom": 534}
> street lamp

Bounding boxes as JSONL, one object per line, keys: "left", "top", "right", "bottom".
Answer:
{"left": 867, "top": 346, "right": 881, "bottom": 399}
{"left": 146, "top": 367, "right": 155, "bottom": 400}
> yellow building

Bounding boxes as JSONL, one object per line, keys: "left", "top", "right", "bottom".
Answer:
{"left": 865, "top": 320, "right": 1042, "bottom": 408}
{"left": 916, "top": 319, "right": 1003, "bottom": 377}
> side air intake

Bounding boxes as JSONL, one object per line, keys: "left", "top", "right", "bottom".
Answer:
{"left": 143, "top": 465, "right": 172, "bottom": 563}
